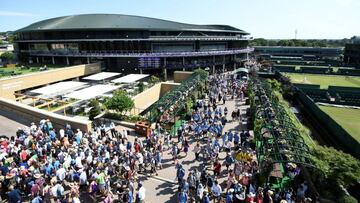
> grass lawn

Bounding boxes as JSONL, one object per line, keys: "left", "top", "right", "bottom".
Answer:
{"left": 319, "top": 105, "right": 360, "bottom": 143}
{"left": 285, "top": 73, "right": 360, "bottom": 89}
{"left": 0, "top": 65, "right": 63, "bottom": 78}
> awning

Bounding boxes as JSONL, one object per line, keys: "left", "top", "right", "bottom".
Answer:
{"left": 29, "top": 81, "right": 88, "bottom": 96}
{"left": 82, "top": 72, "right": 121, "bottom": 81}
{"left": 111, "top": 74, "right": 149, "bottom": 83}
{"left": 64, "top": 84, "right": 120, "bottom": 100}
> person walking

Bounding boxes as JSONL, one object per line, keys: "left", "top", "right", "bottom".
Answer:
{"left": 183, "top": 138, "right": 189, "bottom": 157}
{"left": 211, "top": 180, "right": 222, "bottom": 203}
{"left": 137, "top": 182, "right": 146, "bottom": 203}
{"left": 193, "top": 142, "right": 201, "bottom": 161}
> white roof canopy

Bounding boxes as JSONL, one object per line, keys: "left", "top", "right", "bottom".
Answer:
{"left": 83, "top": 72, "right": 121, "bottom": 81}
{"left": 111, "top": 74, "right": 149, "bottom": 83}
{"left": 29, "top": 81, "right": 88, "bottom": 96}
{"left": 64, "top": 84, "right": 120, "bottom": 100}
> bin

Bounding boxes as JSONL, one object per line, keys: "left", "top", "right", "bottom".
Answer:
{"left": 135, "top": 121, "right": 151, "bottom": 137}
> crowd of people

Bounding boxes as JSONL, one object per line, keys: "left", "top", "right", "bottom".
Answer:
{"left": 0, "top": 71, "right": 314, "bottom": 203}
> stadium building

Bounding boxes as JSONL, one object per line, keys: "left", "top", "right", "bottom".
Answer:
{"left": 15, "top": 14, "right": 252, "bottom": 75}
{"left": 254, "top": 46, "right": 343, "bottom": 66}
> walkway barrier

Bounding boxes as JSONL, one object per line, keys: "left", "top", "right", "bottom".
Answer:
{"left": 0, "top": 97, "right": 92, "bottom": 133}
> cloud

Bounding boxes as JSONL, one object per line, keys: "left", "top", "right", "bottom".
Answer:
{"left": 0, "top": 10, "right": 36, "bottom": 17}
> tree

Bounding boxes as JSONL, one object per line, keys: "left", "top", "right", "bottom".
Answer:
{"left": 0, "top": 51, "right": 13, "bottom": 63}
{"left": 149, "top": 75, "right": 160, "bottom": 84}
{"left": 88, "top": 99, "right": 101, "bottom": 120}
{"left": 193, "top": 68, "right": 209, "bottom": 80}
{"left": 6, "top": 35, "right": 15, "bottom": 43}
{"left": 137, "top": 82, "right": 145, "bottom": 93}
{"left": 249, "top": 38, "right": 268, "bottom": 46}
{"left": 277, "top": 40, "right": 289, "bottom": 46}
{"left": 311, "top": 146, "right": 360, "bottom": 187}
{"left": 105, "top": 90, "right": 134, "bottom": 115}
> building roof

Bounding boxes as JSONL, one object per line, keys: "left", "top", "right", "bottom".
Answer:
{"left": 111, "top": 74, "right": 149, "bottom": 84}
{"left": 16, "top": 14, "right": 249, "bottom": 34}
{"left": 64, "top": 84, "right": 120, "bottom": 100}
{"left": 29, "top": 81, "right": 88, "bottom": 97}
{"left": 82, "top": 72, "right": 121, "bottom": 81}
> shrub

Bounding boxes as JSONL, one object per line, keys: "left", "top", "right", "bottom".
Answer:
{"left": 104, "top": 90, "right": 134, "bottom": 115}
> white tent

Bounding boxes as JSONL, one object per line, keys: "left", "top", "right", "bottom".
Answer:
{"left": 64, "top": 84, "right": 120, "bottom": 100}
{"left": 111, "top": 74, "right": 149, "bottom": 83}
{"left": 29, "top": 81, "right": 88, "bottom": 96}
{"left": 83, "top": 72, "right": 121, "bottom": 81}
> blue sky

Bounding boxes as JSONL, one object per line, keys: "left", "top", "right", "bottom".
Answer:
{"left": 0, "top": 0, "right": 359, "bottom": 39}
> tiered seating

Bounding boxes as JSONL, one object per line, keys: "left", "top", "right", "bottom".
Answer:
{"left": 302, "top": 89, "right": 330, "bottom": 102}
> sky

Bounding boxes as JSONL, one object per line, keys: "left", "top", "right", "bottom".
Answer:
{"left": 0, "top": 0, "right": 359, "bottom": 39}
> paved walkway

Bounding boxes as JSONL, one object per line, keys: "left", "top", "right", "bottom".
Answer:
{"left": 116, "top": 96, "right": 250, "bottom": 202}
{"left": 0, "top": 109, "right": 28, "bottom": 137}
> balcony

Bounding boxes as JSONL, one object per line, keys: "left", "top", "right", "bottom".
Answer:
{"left": 16, "top": 35, "right": 251, "bottom": 43}
{"left": 28, "top": 48, "right": 254, "bottom": 58}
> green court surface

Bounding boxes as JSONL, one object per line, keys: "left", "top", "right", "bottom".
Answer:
{"left": 319, "top": 105, "right": 360, "bottom": 142}
{"left": 285, "top": 73, "right": 360, "bottom": 89}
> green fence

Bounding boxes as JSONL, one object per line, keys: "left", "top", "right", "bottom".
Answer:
{"left": 295, "top": 89, "right": 360, "bottom": 159}
{"left": 293, "top": 84, "right": 321, "bottom": 90}
{"left": 300, "top": 67, "right": 329, "bottom": 74}
{"left": 337, "top": 69, "right": 360, "bottom": 76}
{"left": 328, "top": 86, "right": 360, "bottom": 95}
{"left": 273, "top": 65, "right": 296, "bottom": 73}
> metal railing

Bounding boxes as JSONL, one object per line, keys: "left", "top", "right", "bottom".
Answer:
{"left": 28, "top": 48, "right": 254, "bottom": 58}
{"left": 16, "top": 35, "right": 250, "bottom": 42}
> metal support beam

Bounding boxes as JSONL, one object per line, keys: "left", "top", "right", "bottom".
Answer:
{"left": 87, "top": 57, "right": 90, "bottom": 64}
{"left": 164, "top": 68, "right": 168, "bottom": 81}
{"left": 66, "top": 57, "right": 70, "bottom": 65}
{"left": 163, "top": 58, "right": 167, "bottom": 81}
{"left": 52, "top": 56, "right": 55, "bottom": 65}
{"left": 223, "top": 55, "right": 226, "bottom": 73}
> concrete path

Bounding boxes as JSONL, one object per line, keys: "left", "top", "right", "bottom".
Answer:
{"left": 116, "top": 96, "right": 250, "bottom": 203}
{"left": 0, "top": 109, "right": 28, "bottom": 137}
